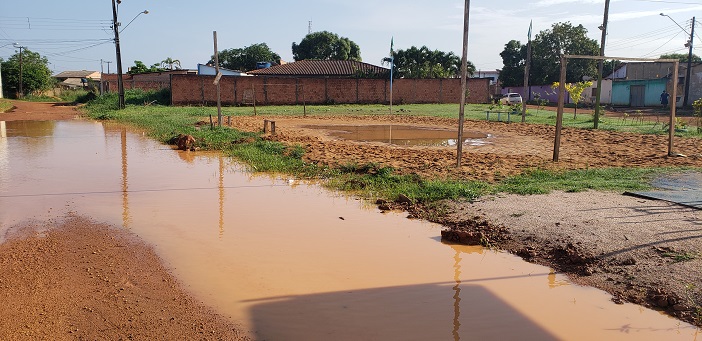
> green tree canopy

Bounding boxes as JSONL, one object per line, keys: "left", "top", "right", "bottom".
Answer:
{"left": 386, "top": 46, "right": 474, "bottom": 79}
{"left": 531, "top": 22, "right": 599, "bottom": 84}
{"left": 1, "top": 49, "right": 53, "bottom": 97}
{"left": 502, "top": 22, "right": 599, "bottom": 86}
{"left": 127, "top": 60, "right": 164, "bottom": 74}
{"left": 292, "top": 31, "right": 361, "bottom": 61}
{"left": 209, "top": 43, "right": 281, "bottom": 72}
{"left": 659, "top": 53, "right": 702, "bottom": 63}
{"left": 498, "top": 40, "right": 527, "bottom": 87}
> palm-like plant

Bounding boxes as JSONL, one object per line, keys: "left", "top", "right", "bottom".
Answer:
{"left": 161, "top": 57, "right": 181, "bottom": 70}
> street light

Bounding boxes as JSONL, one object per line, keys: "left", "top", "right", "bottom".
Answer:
{"left": 660, "top": 13, "right": 695, "bottom": 108}
{"left": 13, "top": 43, "right": 25, "bottom": 98}
{"left": 120, "top": 10, "right": 148, "bottom": 33}
{"left": 111, "top": 0, "right": 149, "bottom": 109}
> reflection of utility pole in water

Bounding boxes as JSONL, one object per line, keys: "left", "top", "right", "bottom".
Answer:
{"left": 121, "top": 128, "right": 131, "bottom": 228}
{"left": 218, "top": 154, "right": 225, "bottom": 238}
{"left": 452, "top": 247, "right": 462, "bottom": 341}
{"left": 0, "top": 122, "right": 7, "bottom": 178}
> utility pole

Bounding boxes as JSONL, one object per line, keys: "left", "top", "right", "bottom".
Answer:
{"left": 18, "top": 46, "right": 24, "bottom": 98}
{"left": 594, "top": 0, "right": 610, "bottom": 129}
{"left": 683, "top": 16, "right": 695, "bottom": 108}
{"left": 213, "top": 31, "right": 222, "bottom": 126}
{"left": 111, "top": 0, "right": 125, "bottom": 109}
{"left": 456, "top": 0, "right": 470, "bottom": 167}
{"left": 100, "top": 59, "right": 104, "bottom": 95}
{"left": 106, "top": 61, "right": 112, "bottom": 74}
{"left": 308, "top": 20, "right": 312, "bottom": 34}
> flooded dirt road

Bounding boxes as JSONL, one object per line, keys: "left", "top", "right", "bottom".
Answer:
{"left": 0, "top": 119, "right": 699, "bottom": 340}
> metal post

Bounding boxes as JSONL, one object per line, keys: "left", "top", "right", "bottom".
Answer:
{"left": 553, "top": 55, "right": 567, "bottom": 162}
{"left": 99, "top": 59, "right": 104, "bottom": 95}
{"left": 669, "top": 61, "right": 679, "bottom": 156}
{"left": 111, "top": 0, "right": 125, "bottom": 109}
{"left": 594, "top": 0, "right": 610, "bottom": 129}
{"left": 456, "top": 0, "right": 470, "bottom": 167}
{"left": 683, "top": 17, "right": 695, "bottom": 108}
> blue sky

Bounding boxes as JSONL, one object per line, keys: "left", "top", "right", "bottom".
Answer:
{"left": 1, "top": 0, "right": 701, "bottom": 75}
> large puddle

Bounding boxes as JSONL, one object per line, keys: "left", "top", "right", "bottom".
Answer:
{"left": 303, "top": 124, "right": 490, "bottom": 146}
{"left": 0, "top": 120, "right": 699, "bottom": 340}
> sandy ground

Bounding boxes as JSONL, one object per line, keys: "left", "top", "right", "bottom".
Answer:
{"left": 2, "top": 101, "right": 702, "bottom": 332}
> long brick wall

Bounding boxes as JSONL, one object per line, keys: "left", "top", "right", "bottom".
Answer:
{"left": 170, "top": 75, "right": 490, "bottom": 106}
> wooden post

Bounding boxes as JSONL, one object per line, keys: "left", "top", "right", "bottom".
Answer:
{"left": 263, "top": 119, "right": 269, "bottom": 133}
{"left": 669, "top": 61, "right": 679, "bottom": 156}
{"left": 252, "top": 83, "right": 257, "bottom": 116}
{"left": 270, "top": 121, "right": 276, "bottom": 135}
{"left": 553, "top": 55, "right": 567, "bottom": 162}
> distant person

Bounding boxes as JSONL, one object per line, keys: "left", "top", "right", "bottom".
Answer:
{"left": 660, "top": 90, "right": 670, "bottom": 108}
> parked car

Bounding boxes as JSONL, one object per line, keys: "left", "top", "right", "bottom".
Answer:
{"left": 500, "top": 93, "right": 523, "bottom": 105}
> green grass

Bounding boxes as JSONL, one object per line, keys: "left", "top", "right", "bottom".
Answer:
{"left": 0, "top": 99, "right": 13, "bottom": 113}
{"left": 81, "top": 89, "right": 701, "bottom": 205}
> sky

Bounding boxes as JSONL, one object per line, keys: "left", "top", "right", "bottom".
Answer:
{"left": 1, "top": 0, "right": 701, "bottom": 75}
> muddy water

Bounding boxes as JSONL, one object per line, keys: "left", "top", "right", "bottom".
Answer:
{"left": 304, "top": 124, "right": 490, "bottom": 146}
{"left": 0, "top": 119, "right": 699, "bottom": 340}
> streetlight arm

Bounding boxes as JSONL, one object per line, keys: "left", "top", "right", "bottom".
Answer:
{"left": 660, "top": 13, "right": 690, "bottom": 36}
{"left": 119, "top": 10, "right": 148, "bottom": 33}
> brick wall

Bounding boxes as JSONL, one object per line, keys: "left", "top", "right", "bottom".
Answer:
{"left": 171, "top": 75, "right": 490, "bottom": 106}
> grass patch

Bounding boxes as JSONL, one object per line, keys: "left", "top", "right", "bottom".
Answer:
{"left": 81, "top": 89, "right": 701, "bottom": 205}
{"left": 496, "top": 168, "right": 662, "bottom": 194}
{"left": 0, "top": 99, "right": 13, "bottom": 113}
{"left": 662, "top": 251, "right": 700, "bottom": 262}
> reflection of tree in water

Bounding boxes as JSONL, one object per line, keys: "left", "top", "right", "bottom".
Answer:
{"left": 5, "top": 120, "right": 56, "bottom": 138}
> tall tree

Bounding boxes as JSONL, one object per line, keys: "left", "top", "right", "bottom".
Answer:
{"left": 659, "top": 53, "right": 702, "bottom": 63}
{"left": 0, "top": 49, "right": 53, "bottom": 97}
{"left": 499, "top": 40, "right": 527, "bottom": 87}
{"left": 210, "top": 43, "right": 281, "bottom": 72}
{"left": 292, "top": 31, "right": 361, "bottom": 61}
{"left": 529, "top": 22, "right": 599, "bottom": 84}
{"left": 161, "top": 57, "right": 181, "bottom": 70}
{"left": 386, "top": 46, "right": 474, "bottom": 78}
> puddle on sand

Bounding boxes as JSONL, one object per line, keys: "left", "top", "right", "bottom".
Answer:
{"left": 0, "top": 120, "right": 699, "bottom": 340}
{"left": 303, "top": 124, "right": 491, "bottom": 146}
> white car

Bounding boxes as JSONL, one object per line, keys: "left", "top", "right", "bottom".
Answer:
{"left": 501, "top": 93, "right": 523, "bottom": 105}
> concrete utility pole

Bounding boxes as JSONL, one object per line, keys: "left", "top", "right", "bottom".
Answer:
{"left": 14, "top": 44, "right": 25, "bottom": 98}
{"left": 456, "top": 0, "right": 470, "bottom": 167}
{"left": 0, "top": 62, "right": 3, "bottom": 98}
{"left": 683, "top": 17, "right": 695, "bottom": 108}
{"left": 213, "top": 31, "right": 222, "bottom": 126}
{"left": 594, "top": 0, "right": 610, "bottom": 129}
{"left": 112, "top": 0, "right": 125, "bottom": 109}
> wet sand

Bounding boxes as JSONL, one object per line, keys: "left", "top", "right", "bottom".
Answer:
{"left": 0, "top": 216, "right": 249, "bottom": 340}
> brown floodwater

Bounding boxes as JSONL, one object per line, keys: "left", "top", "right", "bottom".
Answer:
{"left": 303, "top": 124, "right": 491, "bottom": 146}
{"left": 0, "top": 119, "right": 699, "bottom": 340}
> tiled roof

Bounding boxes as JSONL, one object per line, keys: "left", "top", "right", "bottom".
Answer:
{"left": 248, "top": 60, "right": 389, "bottom": 77}
{"left": 54, "top": 70, "right": 99, "bottom": 78}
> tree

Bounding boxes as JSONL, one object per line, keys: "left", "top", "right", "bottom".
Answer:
{"left": 209, "top": 43, "right": 281, "bottom": 72}
{"left": 659, "top": 53, "right": 702, "bottom": 63}
{"left": 529, "top": 22, "right": 599, "bottom": 85}
{"left": 499, "top": 40, "right": 527, "bottom": 87}
{"left": 292, "top": 31, "right": 361, "bottom": 61}
{"left": 0, "top": 48, "right": 53, "bottom": 97}
{"left": 161, "top": 57, "right": 181, "bottom": 70}
{"left": 127, "top": 60, "right": 163, "bottom": 74}
{"left": 384, "top": 46, "right": 474, "bottom": 79}
{"left": 552, "top": 80, "right": 592, "bottom": 118}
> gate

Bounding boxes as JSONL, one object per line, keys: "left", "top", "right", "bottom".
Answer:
{"left": 630, "top": 85, "right": 645, "bottom": 107}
